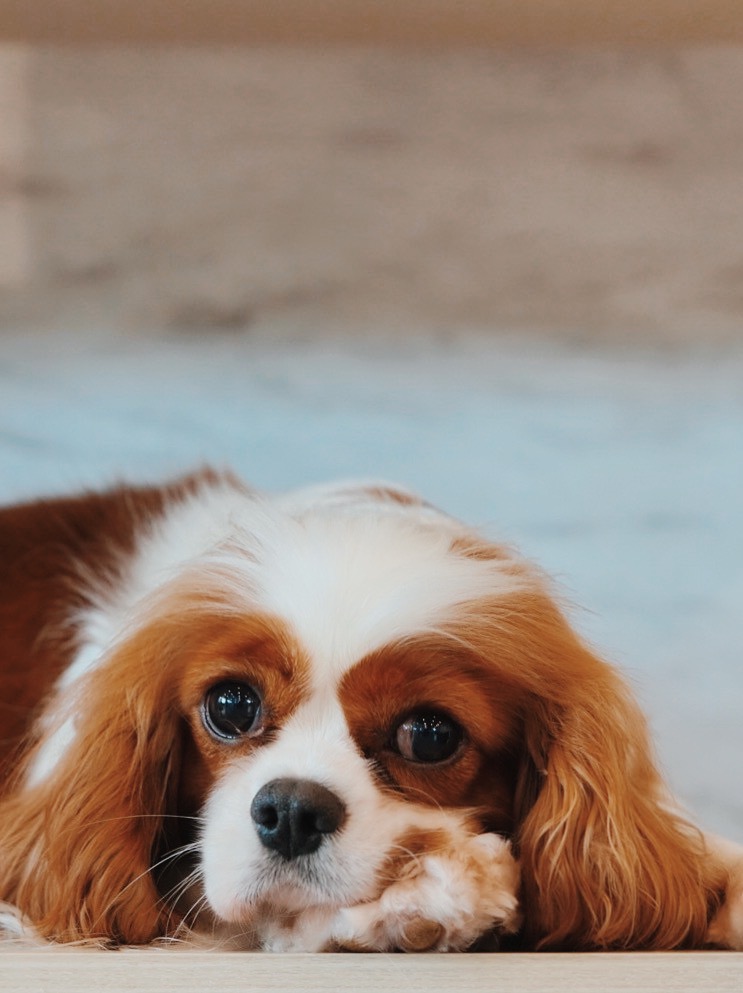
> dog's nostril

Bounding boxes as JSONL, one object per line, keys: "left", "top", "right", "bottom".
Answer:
{"left": 250, "top": 778, "right": 347, "bottom": 861}
{"left": 252, "top": 802, "right": 279, "bottom": 830}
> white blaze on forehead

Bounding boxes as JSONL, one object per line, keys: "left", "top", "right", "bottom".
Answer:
{"left": 76, "top": 477, "right": 519, "bottom": 673}
{"left": 228, "top": 505, "right": 523, "bottom": 691}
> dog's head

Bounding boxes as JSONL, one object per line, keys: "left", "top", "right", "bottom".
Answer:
{"left": 1, "top": 477, "right": 721, "bottom": 948}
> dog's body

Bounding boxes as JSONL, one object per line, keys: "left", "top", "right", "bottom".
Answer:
{"left": 0, "top": 470, "right": 741, "bottom": 950}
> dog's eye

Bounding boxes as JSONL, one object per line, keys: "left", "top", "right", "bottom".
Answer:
{"left": 202, "top": 681, "right": 262, "bottom": 740}
{"left": 394, "top": 711, "right": 463, "bottom": 764}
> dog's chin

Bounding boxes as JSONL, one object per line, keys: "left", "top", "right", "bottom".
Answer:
{"left": 241, "top": 885, "right": 340, "bottom": 923}
{"left": 230, "top": 880, "right": 341, "bottom": 920}
{"left": 201, "top": 881, "right": 351, "bottom": 952}
{"left": 204, "top": 852, "right": 376, "bottom": 926}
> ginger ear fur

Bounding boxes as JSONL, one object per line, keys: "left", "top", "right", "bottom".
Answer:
{"left": 514, "top": 632, "right": 725, "bottom": 949}
{"left": 0, "top": 625, "right": 184, "bottom": 945}
{"left": 450, "top": 580, "right": 725, "bottom": 950}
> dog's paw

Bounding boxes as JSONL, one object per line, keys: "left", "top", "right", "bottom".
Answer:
{"left": 326, "top": 831, "right": 520, "bottom": 952}
{"left": 0, "top": 903, "right": 41, "bottom": 945}
{"left": 708, "top": 858, "right": 743, "bottom": 949}
{"left": 704, "top": 835, "right": 743, "bottom": 949}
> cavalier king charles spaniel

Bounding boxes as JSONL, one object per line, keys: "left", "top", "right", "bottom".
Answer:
{"left": 0, "top": 469, "right": 741, "bottom": 951}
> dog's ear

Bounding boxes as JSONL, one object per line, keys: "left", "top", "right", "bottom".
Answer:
{"left": 513, "top": 622, "right": 724, "bottom": 949}
{"left": 453, "top": 578, "right": 725, "bottom": 950}
{"left": 0, "top": 624, "right": 184, "bottom": 944}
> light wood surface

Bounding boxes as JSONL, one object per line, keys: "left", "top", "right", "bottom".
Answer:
{"left": 0, "top": 1, "right": 742, "bottom": 45}
{"left": 1, "top": 950, "right": 743, "bottom": 993}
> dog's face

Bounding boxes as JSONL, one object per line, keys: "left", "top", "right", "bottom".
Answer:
{"left": 161, "top": 486, "right": 529, "bottom": 926}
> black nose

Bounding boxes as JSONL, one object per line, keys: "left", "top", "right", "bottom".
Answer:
{"left": 250, "top": 778, "right": 347, "bottom": 860}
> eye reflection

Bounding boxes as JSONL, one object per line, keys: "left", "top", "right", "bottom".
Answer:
{"left": 394, "top": 711, "right": 463, "bottom": 764}
{"left": 202, "top": 681, "right": 262, "bottom": 740}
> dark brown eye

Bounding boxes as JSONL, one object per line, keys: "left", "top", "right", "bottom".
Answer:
{"left": 202, "top": 682, "right": 262, "bottom": 740}
{"left": 395, "top": 711, "right": 464, "bottom": 764}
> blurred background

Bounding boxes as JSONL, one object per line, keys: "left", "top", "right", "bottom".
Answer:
{"left": 0, "top": 3, "right": 742, "bottom": 836}
{"left": 4, "top": 2, "right": 743, "bottom": 339}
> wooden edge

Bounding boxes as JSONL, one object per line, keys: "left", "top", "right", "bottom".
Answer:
{"left": 1, "top": 950, "right": 743, "bottom": 993}
{"left": 0, "top": 0, "right": 742, "bottom": 46}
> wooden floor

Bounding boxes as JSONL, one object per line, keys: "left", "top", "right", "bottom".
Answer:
{"left": 2, "top": 950, "right": 743, "bottom": 993}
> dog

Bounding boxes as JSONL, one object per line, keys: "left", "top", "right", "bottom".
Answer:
{"left": 0, "top": 469, "right": 741, "bottom": 950}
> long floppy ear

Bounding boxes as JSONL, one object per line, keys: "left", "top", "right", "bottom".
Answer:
{"left": 514, "top": 608, "right": 725, "bottom": 949}
{"left": 0, "top": 625, "right": 184, "bottom": 944}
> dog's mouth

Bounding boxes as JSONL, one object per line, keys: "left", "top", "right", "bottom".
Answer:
{"left": 241, "top": 842, "right": 374, "bottom": 917}
{"left": 196, "top": 834, "right": 382, "bottom": 929}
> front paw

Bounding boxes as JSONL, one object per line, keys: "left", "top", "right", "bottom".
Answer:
{"left": 326, "top": 832, "right": 520, "bottom": 952}
{"left": 708, "top": 864, "right": 743, "bottom": 949}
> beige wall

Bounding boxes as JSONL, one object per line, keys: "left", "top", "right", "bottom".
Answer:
{"left": 3, "top": 45, "right": 743, "bottom": 343}
{"left": 1, "top": 1, "right": 742, "bottom": 46}
{"left": 2, "top": 4, "right": 743, "bottom": 342}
